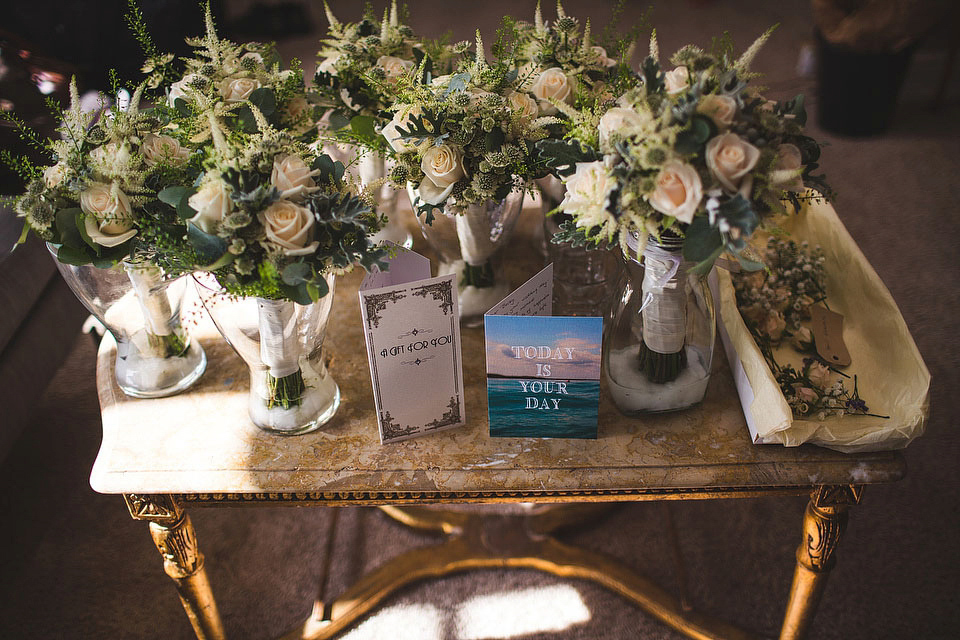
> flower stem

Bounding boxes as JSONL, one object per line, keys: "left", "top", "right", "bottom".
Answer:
{"left": 637, "top": 341, "right": 686, "bottom": 384}
{"left": 266, "top": 369, "right": 306, "bottom": 409}
{"left": 461, "top": 261, "right": 496, "bottom": 288}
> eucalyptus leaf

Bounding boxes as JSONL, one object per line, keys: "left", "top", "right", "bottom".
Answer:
{"left": 327, "top": 110, "right": 351, "bottom": 131}
{"left": 350, "top": 115, "right": 379, "bottom": 146}
{"left": 535, "top": 139, "right": 598, "bottom": 177}
{"left": 158, "top": 186, "right": 191, "bottom": 208}
{"left": 682, "top": 216, "right": 723, "bottom": 264}
{"left": 176, "top": 188, "right": 198, "bottom": 220}
{"left": 248, "top": 87, "right": 276, "bottom": 116}
{"left": 282, "top": 262, "right": 311, "bottom": 286}
{"left": 55, "top": 208, "right": 85, "bottom": 249}
{"left": 484, "top": 128, "right": 505, "bottom": 152}
{"left": 75, "top": 210, "right": 100, "bottom": 253}
{"left": 56, "top": 244, "right": 90, "bottom": 266}
{"left": 187, "top": 222, "right": 228, "bottom": 265}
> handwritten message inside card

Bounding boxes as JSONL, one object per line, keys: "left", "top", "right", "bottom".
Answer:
{"left": 484, "top": 265, "right": 602, "bottom": 439}
{"left": 359, "top": 246, "right": 465, "bottom": 443}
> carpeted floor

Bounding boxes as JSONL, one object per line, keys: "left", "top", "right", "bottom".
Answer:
{"left": 1, "top": 1, "right": 959, "bottom": 639}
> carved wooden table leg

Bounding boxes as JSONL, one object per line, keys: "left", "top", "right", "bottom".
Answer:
{"left": 124, "top": 494, "right": 226, "bottom": 640}
{"left": 779, "top": 485, "right": 863, "bottom": 640}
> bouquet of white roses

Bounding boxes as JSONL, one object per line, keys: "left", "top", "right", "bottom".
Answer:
{"left": 542, "top": 27, "right": 830, "bottom": 267}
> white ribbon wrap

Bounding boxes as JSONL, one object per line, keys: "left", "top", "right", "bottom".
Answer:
{"left": 125, "top": 264, "right": 172, "bottom": 337}
{"left": 628, "top": 234, "right": 687, "bottom": 354}
{"left": 257, "top": 298, "right": 300, "bottom": 378}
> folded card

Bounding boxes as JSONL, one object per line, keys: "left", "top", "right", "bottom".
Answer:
{"left": 484, "top": 264, "right": 602, "bottom": 439}
{"left": 359, "top": 246, "right": 465, "bottom": 443}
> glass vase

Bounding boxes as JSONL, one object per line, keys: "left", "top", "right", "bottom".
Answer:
{"left": 49, "top": 248, "right": 207, "bottom": 398}
{"left": 603, "top": 233, "right": 715, "bottom": 414}
{"left": 412, "top": 188, "right": 525, "bottom": 327}
{"left": 539, "top": 175, "right": 622, "bottom": 318}
{"left": 194, "top": 272, "right": 340, "bottom": 435}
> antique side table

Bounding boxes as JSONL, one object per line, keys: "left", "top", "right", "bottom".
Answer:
{"left": 90, "top": 263, "right": 906, "bottom": 640}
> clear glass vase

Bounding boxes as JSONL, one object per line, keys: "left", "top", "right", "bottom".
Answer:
{"left": 539, "top": 175, "right": 622, "bottom": 318}
{"left": 49, "top": 247, "right": 207, "bottom": 398}
{"left": 603, "top": 233, "right": 716, "bottom": 414}
{"left": 412, "top": 188, "right": 525, "bottom": 327}
{"left": 193, "top": 272, "right": 340, "bottom": 435}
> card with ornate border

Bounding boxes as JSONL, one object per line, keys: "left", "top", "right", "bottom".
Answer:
{"left": 359, "top": 247, "right": 465, "bottom": 443}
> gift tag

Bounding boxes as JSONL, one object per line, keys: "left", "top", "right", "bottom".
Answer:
{"left": 810, "top": 304, "right": 851, "bottom": 367}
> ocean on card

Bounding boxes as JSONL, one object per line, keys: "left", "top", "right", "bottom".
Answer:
{"left": 487, "top": 378, "right": 599, "bottom": 439}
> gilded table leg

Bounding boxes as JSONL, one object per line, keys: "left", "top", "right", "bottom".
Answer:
{"left": 779, "top": 485, "right": 863, "bottom": 640}
{"left": 124, "top": 494, "right": 226, "bottom": 640}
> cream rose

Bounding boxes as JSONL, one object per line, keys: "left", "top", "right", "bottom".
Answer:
{"left": 219, "top": 77, "right": 261, "bottom": 103}
{"left": 381, "top": 107, "right": 423, "bottom": 154}
{"left": 592, "top": 46, "right": 617, "bottom": 68}
{"left": 648, "top": 161, "right": 703, "bottom": 224}
{"left": 505, "top": 90, "right": 538, "bottom": 123}
{"left": 271, "top": 154, "right": 318, "bottom": 200}
{"left": 167, "top": 74, "right": 199, "bottom": 106}
{"left": 808, "top": 362, "right": 832, "bottom": 388}
{"left": 317, "top": 54, "right": 341, "bottom": 76}
{"left": 90, "top": 141, "right": 134, "bottom": 179}
{"left": 530, "top": 68, "right": 576, "bottom": 115}
{"left": 663, "top": 66, "right": 690, "bottom": 95}
{"left": 696, "top": 94, "right": 737, "bottom": 129}
{"left": 771, "top": 143, "right": 805, "bottom": 192}
{"left": 418, "top": 143, "right": 465, "bottom": 205}
{"left": 598, "top": 107, "right": 646, "bottom": 149}
{"left": 141, "top": 134, "right": 191, "bottom": 167}
{"left": 259, "top": 200, "right": 318, "bottom": 256}
{"left": 80, "top": 182, "right": 137, "bottom": 247}
{"left": 43, "top": 163, "right": 68, "bottom": 189}
{"left": 705, "top": 132, "right": 760, "bottom": 193}
{"left": 376, "top": 55, "right": 415, "bottom": 82}
{"left": 187, "top": 179, "right": 233, "bottom": 234}
{"left": 560, "top": 161, "right": 617, "bottom": 230}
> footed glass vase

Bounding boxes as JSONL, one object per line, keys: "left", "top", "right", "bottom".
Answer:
{"left": 194, "top": 272, "right": 339, "bottom": 435}
{"left": 539, "top": 175, "right": 622, "bottom": 317}
{"left": 412, "top": 188, "right": 525, "bottom": 326}
{"left": 603, "top": 233, "right": 715, "bottom": 414}
{"left": 50, "top": 249, "right": 206, "bottom": 398}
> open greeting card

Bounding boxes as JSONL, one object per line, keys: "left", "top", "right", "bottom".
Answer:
{"left": 484, "top": 264, "right": 603, "bottom": 439}
{"left": 358, "top": 246, "right": 466, "bottom": 444}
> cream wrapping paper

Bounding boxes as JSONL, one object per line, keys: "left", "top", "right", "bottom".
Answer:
{"left": 713, "top": 199, "right": 930, "bottom": 452}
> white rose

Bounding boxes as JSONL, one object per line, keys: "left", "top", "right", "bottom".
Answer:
{"left": 559, "top": 161, "right": 617, "bottom": 230}
{"left": 381, "top": 106, "right": 423, "bottom": 154}
{"left": 219, "top": 77, "right": 261, "bottom": 103}
{"left": 43, "top": 163, "right": 68, "bottom": 189}
{"left": 648, "top": 161, "right": 703, "bottom": 224}
{"left": 598, "top": 107, "right": 646, "bottom": 149}
{"left": 89, "top": 141, "right": 134, "bottom": 179}
{"left": 141, "top": 134, "right": 191, "bottom": 167}
{"left": 530, "top": 68, "right": 576, "bottom": 115}
{"left": 772, "top": 143, "right": 805, "bottom": 192}
{"left": 418, "top": 143, "right": 464, "bottom": 205}
{"left": 258, "top": 200, "right": 318, "bottom": 256}
{"left": 592, "top": 46, "right": 617, "bottom": 68}
{"left": 696, "top": 94, "right": 737, "bottom": 129}
{"left": 663, "top": 66, "right": 690, "bottom": 95}
{"left": 705, "top": 132, "right": 761, "bottom": 194}
{"left": 79, "top": 182, "right": 137, "bottom": 247}
{"left": 317, "top": 54, "right": 341, "bottom": 76}
{"left": 505, "top": 90, "right": 538, "bottom": 123}
{"left": 271, "top": 154, "right": 318, "bottom": 200}
{"left": 376, "top": 55, "right": 415, "bottom": 82}
{"left": 167, "top": 74, "right": 199, "bottom": 106}
{"left": 187, "top": 179, "right": 233, "bottom": 234}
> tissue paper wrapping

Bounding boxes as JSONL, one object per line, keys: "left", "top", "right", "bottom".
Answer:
{"left": 714, "top": 200, "right": 930, "bottom": 453}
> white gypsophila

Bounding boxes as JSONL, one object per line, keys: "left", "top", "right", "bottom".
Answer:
{"left": 560, "top": 161, "right": 617, "bottom": 230}
{"left": 80, "top": 181, "right": 137, "bottom": 247}
{"left": 187, "top": 178, "right": 233, "bottom": 234}
{"left": 705, "top": 132, "right": 760, "bottom": 194}
{"left": 141, "top": 134, "right": 191, "bottom": 167}
{"left": 530, "top": 68, "right": 576, "bottom": 115}
{"left": 696, "top": 94, "right": 737, "bottom": 129}
{"left": 663, "top": 66, "right": 690, "bottom": 95}
{"left": 647, "top": 160, "right": 703, "bottom": 224}
{"left": 259, "top": 200, "right": 319, "bottom": 256}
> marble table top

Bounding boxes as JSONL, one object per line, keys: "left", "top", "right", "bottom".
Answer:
{"left": 89, "top": 211, "right": 905, "bottom": 500}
